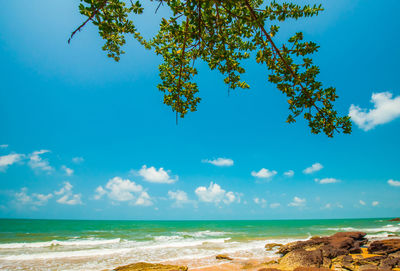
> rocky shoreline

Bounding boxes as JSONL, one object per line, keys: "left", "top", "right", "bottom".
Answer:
{"left": 112, "top": 231, "right": 400, "bottom": 271}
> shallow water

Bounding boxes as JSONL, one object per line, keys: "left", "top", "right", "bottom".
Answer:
{"left": 0, "top": 218, "right": 398, "bottom": 270}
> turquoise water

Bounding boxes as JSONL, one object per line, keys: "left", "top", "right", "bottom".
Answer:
{"left": 0, "top": 218, "right": 399, "bottom": 270}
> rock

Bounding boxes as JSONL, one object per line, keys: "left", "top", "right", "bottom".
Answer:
{"left": 215, "top": 254, "right": 233, "bottom": 260}
{"left": 368, "top": 239, "right": 400, "bottom": 255}
{"left": 113, "top": 262, "right": 188, "bottom": 271}
{"left": 278, "top": 231, "right": 366, "bottom": 260}
{"left": 356, "top": 265, "right": 391, "bottom": 271}
{"left": 354, "top": 255, "right": 386, "bottom": 266}
{"left": 380, "top": 252, "right": 400, "bottom": 269}
{"left": 388, "top": 218, "right": 400, "bottom": 222}
{"left": 265, "top": 243, "right": 283, "bottom": 251}
{"left": 279, "top": 248, "right": 324, "bottom": 269}
{"left": 331, "top": 254, "right": 355, "bottom": 270}
{"left": 293, "top": 268, "right": 331, "bottom": 271}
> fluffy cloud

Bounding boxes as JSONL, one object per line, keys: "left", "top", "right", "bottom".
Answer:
{"left": 269, "top": 203, "right": 281, "bottom": 208}
{"left": 288, "top": 196, "right": 306, "bottom": 207}
{"left": 251, "top": 168, "right": 277, "bottom": 179}
{"left": 138, "top": 165, "right": 178, "bottom": 184}
{"left": 94, "top": 177, "right": 152, "bottom": 206}
{"left": 349, "top": 92, "right": 400, "bottom": 131}
{"left": 372, "top": 201, "right": 379, "bottom": 207}
{"left": 284, "top": 170, "right": 294, "bottom": 177}
{"left": 28, "top": 150, "right": 53, "bottom": 172}
{"left": 388, "top": 179, "right": 400, "bottom": 187}
{"left": 72, "top": 157, "right": 84, "bottom": 164}
{"left": 359, "top": 200, "right": 366, "bottom": 206}
{"left": 254, "top": 197, "right": 267, "bottom": 208}
{"left": 202, "top": 158, "right": 234, "bottom": 167}
{"left": 55, "top": 182, "right": 82, "bottom": 205}
{"left": 134, "top": 191, "right": 153, "bottom": 206}
{"left": 61, "top": 165, "right": 74, "bottom": 176}
{"left": 195, "top": 182, "right": 240, "bottom": 205}
{"left": 303, "top": 163, "right": 323, "bottom": 174}
{"left": 0, "top": 153, "right": 23, "bottom": 172}
{"left": 314, "top": 178, "right": 340, "bottom": 184}
{"left": 15, "top": 188, "right": 53, "bottom": 207}
{"left": 168, "top": 190, "right": 190, "bottom": 206}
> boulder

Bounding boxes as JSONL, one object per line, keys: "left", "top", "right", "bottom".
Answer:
{"left": 279, "top": 248, "right": 324, "bottom": 269}
{"left": 215, "top": 254, "right": 233, "bottom": 260}
{"left": 388, "top": 218, "right": 400, "bottom": 222}
{"left": 293, "top": 268, "right": 331, "bottom": 271}
{"left": 331, "top": 254, "right": 355, "bottom": 270}
{"left": 278, "top": 231, "right": 366, "bottom": 259}
{"left": 368, "top": 239, "right": 400, "bottom": 255}
{"left": 380, "top": 251, "right": 400, "bottom": 269}
{"left": 113, "top": 262, "right": 188, "bottom": 271}
{"left": 265, "top": 243, "right": 283, "bottom": 251}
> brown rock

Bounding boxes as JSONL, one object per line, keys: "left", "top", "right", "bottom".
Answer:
{"left": 279, "top": 248, "right": 323, "bottom": 269}
{"left": 265, "top": 243, "right": 283, "bottom": 251}
{"left": 215, "top": 254, "right": 233, "bottom": 260}
{"left": 380, "top": 252, "right": 400, "bottom": 268}
{"left": 278, "top": 231, "right": 366, "bottom": 260}
{"left": 368, "top": 239, "right": 400, "bottom": 255}
{"left": 331, "top": 254, "right": 355, "bottom": 270}
{"left": 388, "top": 218, "right": 400, "bottom": 222}
{"left": 293, "top": 268, "right": 331, "bottom": 271}
{"left": 114, "top": 262, "right": 188, "bottom": 271}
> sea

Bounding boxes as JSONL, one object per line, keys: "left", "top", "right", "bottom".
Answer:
{"left": 0, "top": 218, "right": 399, "bottom": 271}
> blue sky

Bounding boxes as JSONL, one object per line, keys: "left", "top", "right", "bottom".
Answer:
{"left": 0, "top": 0, "right": 399, "bottom": 220}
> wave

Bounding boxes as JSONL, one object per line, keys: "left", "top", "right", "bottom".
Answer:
{"left": 0, "top": 238, "right": 121, "bottom": 249}
{"left": 324, "top": 224, "right": 400, "bottom": 234}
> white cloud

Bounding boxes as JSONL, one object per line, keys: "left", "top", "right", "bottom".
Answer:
{"left": 28, "top": 150, "right": 53, "bottom": 172}
{"left": 94, "top": 177, "right": 153, "bottom": 206}
{"left": 254, "top": 197, "right": 267, "bottom": 208}
{"left": 195, "top": 182, "right": 240, "bottom": 205}
{"left": 94, "top": 186, "right": 107, "bottom": 200}
{"left": 0, "top": 144, "right": 8, "bottom": 149}
{"left": 55, "top": 182, "right": 82, "bottom": 205}
{"left": 303, "top": 163, "right": 323, "bottom": 174}
{"left": 0, "top": 153, "right": 23, "bottom": 172}
{"left": 251, "top": 168, "right": 277, "bottom": 179}
{"left": 359, "top": 200, "right": 366, "bottom": 206}
{"left": 202, "top": 158, "right": 234, "bottom": 167}
{"left": 134, "top": 191, "right": 153, "bottom": 206}
{"left": 324, "top": 203, "right": 332, "bottom": 209}
{"left": 349, "top": 92, "right": 400, "bottom": 131}
{"left": 168, "top": 190, "right": 190, "bottom": 206}
{"left": 61, "top": 165, "right": 74, "bottom": 176}
{"left": 372, "top": 201, "right": 379, "bottom": 207}
{"left": 138, "top": 165, "right": 177, "bottom": 184}
{"left": 288, "top": 196, "right": 306, "bottom": 207}
{"left": 314, "top": 178, "right": 340, "bottom": 184}
{"left": 72, "top": 157, "right": 84, "bottom": 164}
{"left": 388, "top": 179, "right": 400, "bottom": 187}
{"left": 284, "top": 170, "right": 294, "bottom": 177}
{"left": 15, "top": 188, "right": 53, "bottom": 207}
{"left": 269, "top": 203, "right": 281, "bottom": 208}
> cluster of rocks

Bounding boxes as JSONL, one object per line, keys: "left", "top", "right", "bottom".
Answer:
{"left": 113, "top": 262, "right": 188, "bottom": 271}
{"left": 263, "top": 232, "right": 400, "bottom": 271}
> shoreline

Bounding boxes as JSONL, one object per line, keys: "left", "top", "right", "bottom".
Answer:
{"left": 113, "top": 231, "right": 400, "bottom": 271}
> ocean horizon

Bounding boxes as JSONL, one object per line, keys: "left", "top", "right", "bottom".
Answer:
{"left": 1, "top": 217, "right": 399, "bottom": 270}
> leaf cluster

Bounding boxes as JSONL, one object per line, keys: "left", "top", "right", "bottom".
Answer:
{"left": 72, "top": 0, "right": 352, "bottom": 137}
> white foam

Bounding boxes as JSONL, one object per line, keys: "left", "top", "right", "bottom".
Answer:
{"left": 0, "top": 238, "right": 121, "bottom": 249}
{"left": 325, "top": 224, "right": 400, "bottom": 233}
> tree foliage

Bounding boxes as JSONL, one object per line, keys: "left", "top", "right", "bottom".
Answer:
{"left": 70, "top": 0, "right": 352, "bottom": 137}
